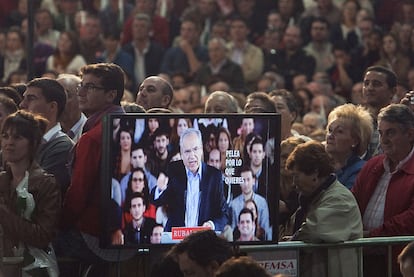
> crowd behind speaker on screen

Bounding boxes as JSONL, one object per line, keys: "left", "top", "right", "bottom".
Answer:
{"left": 1, "top": 0, "right": 414, "bottom": 276}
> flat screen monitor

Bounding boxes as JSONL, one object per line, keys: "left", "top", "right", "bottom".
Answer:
{"left": 100, "top": 113, "right": 280, "bottom": 248}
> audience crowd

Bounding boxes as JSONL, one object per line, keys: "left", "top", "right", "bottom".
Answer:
{"left": 1, "top": 0, "right": 414, "bottom": 276}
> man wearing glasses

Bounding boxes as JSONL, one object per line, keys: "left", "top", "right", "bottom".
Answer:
{"left": 152, "top": 128, "right": 228, "bottom": 232}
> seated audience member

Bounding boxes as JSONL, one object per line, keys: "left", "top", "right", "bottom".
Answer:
{"left": 0, "top": 111, "right": 60, "bottom": 276}
{"left": 327, "top": 42, "right": 362, "bottom": 100}
{"left": 244, "top": 199, "right": 266, "bottom": 240}
{"left": 204, "top": 91, "right": 240, "bottom": 113}
{"left": 267, "top": 25, "right": 315, "bottom": 90}
{"left": 169, "top": 117, "right": 192, "bottom": 160}
{"left": 232, "top": 118, "right": 255, "bottom": 161}
{"left": 278, "top": 137, "right": 306, "bottom": 228}
{"left": 99, "top": 31, "right": 134, "bottom": 90}
{"left": 376, "top": 32, "right": 411, "bottom": 87}
{"left": 160, "top": 18, "right": 208, "bottom": 78}
{"left": 325, "top": 103, "right": 373, "bottom": 189}
{"left": 236, "top": 208, "right": 259, "bottom": 242}
{"left": 113, "top": 127, "right": 134, "bottom": 181}
{"left": 150, "top": 224, "right": 164, "bottom": 244}
{"left": 256, "top": 72, "right": 285, "bottom": 93}
{"left": 352, "top": 104, "right": 414, "bottom": 277}
{"left": 123, "top": 192, "right": 156, "bottom": 245}
{"left": 302, "top": 112, "right": 325, "bottom": 136}
{"left": 46, "top": 31, "right": 87, "bottom": 75}
{"left": 248, "top": 137, "right": 272, "bottom": 199}
{"left": 285, "top": 141, "right": 362, "bottom": 276}
{"left": 351, "top": 82, "right": 366, "bottom": 105}
{"left": 79, "top": 13, "right": 105, "bottom": 64}
{"left": 0, "top": 96, "right": 17, "bottom": 128}
{"left": 194, "top": 37, "right": 246, "bottom": 92}
{"left": 227, "top": 16, "right": 264, "bottom": 91}
{"left": 206, "top": 80, "right": 230, "bottom": 94}
{"left": 244, "top": 92, "right": 277, "bottom": 114}
{"left": 207, "top": 148, "right": 222, "bottom": 170}
{"left": 122, "top": 13, "right": 165, "bottom": 90}
{"left": 56, "top": 74, "right": 87, "bottom": 143}
{"left": 123, "top": 167, "right": 156, "bottom": 220}
{"left": 310, "top": 94, "right": 339, "bottom": 123}
{"left": 151, "top": 128, "right": 228, "bottom": 232}
{"left": 1, "top": 27, "right": 26, "bottom": 84}
{"left": 168, "top": 230, "right": 233, "bottom": 277}
{"left": 172, "top": 86, "right": 193, "bottom": 113}
{"left": 147, "top": 127, "right": 173, "bottom": 178}
{"left": 230, "top": 166, "right": 271, "bottom": 240}
{"left": 0, "top": 86, "right": 22, "bottom": 106}
{"left": 215, "top": 256, "right": 271, "bottom": 277}
{"left": 269, "top": 89, "right": 300, "bottom": 141}
{"left": 399, "top": 241, "right": 414, "bottom": 277}
{"left": 120, "top": 146, "right": 157, "bottom": 199}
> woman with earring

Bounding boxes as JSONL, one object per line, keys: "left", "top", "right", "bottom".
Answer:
{"left": 0, "top": 111, "right": 60, "bottom": 276}
{"left": 285, "top": 140, "right": 362, "bottom": 276}
{"left": 325, "top": 103, "right": 373, "bottom": 189}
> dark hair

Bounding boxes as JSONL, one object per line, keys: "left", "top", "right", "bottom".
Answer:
{"left": 6, "top": 26, "right": 25, "bottom": 45}
{"left": 286, "top": 140, "right": 334, "bottom": 178}
{"left": 238, "top": 207, "right": 254, "bottom": 222}
{"left": 0, "top": 86, "right": 22, "bottom": 106}
{"left": 9, "top": 83, "right": 27, "bottom": 98}
{"left": 80, "top": 63, "right": 125, "bottom": 105}
{"left": 56, "top": 31, "right": 81, "bottom": 58}
{"left": 169, "top": 230, "right": 233, "bottom": 267}
{"left": 125, "top": 191, "right": 147, "bottom": 211}
{"left": 249, "top": 136, "right": 264, "bottom": 153}
{"left": 269, "top": 89, "right": 298, "bottom": 118}
{"left": 26, "top": 77, "right": 67, "bottom": 118}
{"left": 229, "top": 15, "right": 250, "bottom": 29}
{"left": 363, "top": 66, "right": 397, "bottom": 89}
{"left": 311, "top": 16, "right": 330, "bottom": 29}
{"left": 398, "top": 241, "right": 414, "bottom": 264}
{"left": 1, "top": 110, "right": 48, "bottom": 162}
{"left": 216, "top": 127, "right": 233, "bottom": 151}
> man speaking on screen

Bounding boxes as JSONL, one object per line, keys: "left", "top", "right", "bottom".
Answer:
{"left": 152, "top": 128, "right": 229, "bottom": 232}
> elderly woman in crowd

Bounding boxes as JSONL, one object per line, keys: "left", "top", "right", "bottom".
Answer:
{"left": 325, "top": 103, "right": 373, "bottom": 189}
{"left": 285, "top": 140, "right": 362, "bottom": 277}
{"left": 0, "top": 111, "right": 60, "bottom": 276}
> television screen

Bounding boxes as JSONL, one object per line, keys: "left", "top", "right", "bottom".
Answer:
{"left": 100, "top": 113, "right": 280, "bottom": 248}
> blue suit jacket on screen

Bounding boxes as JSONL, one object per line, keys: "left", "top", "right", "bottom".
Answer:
{"left": 152, "top": 160, "right": 229, "bottom": 232}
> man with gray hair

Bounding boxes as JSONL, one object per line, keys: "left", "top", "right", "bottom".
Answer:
{"left": 204, "top": 91, "right": 239, "bottom": 113}
{"left": 194, "top": 37, "right": 246, "bottom": 92}
{"left": 152, "top": 128, "right": 228, "bottom": 232}
{"left": 352, "top": 104, "right": 414, "bottom": 277}
{"left": 57, "top": 73, "right": 87, "bottom": 142}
